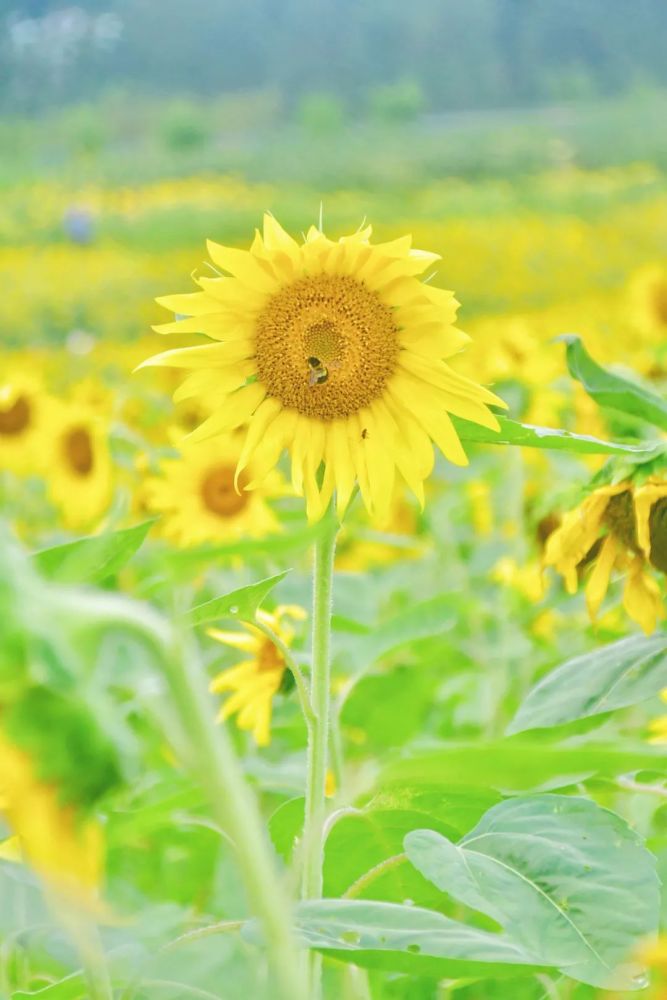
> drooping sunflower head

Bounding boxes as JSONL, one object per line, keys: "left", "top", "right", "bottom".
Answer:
{"left": 145, "top": 433, "right": 284, "bottom": 547}
{"left": 544, "top": 474, "right": 667, "bottom": 634}
{"left": 138, "top": 215, "right": 506, "bottom": 523}
{"left": 208, "top": 605, "right": 306, "bottom": 746}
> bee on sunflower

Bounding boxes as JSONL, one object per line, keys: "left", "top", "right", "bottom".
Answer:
{"left": 145, "top": 432, "right": 284, "bottom": 547}
{"left": 137, "top": 214, "right": 505, "bottom": 523}
{"left": 208, "top": 606, "right": 306, "bottom": 747}
{"left": 544, "top": 468, "right": 667, "bottom": 634}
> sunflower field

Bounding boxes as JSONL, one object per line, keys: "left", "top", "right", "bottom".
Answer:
{"left": 4, "top": 25, "right": 667, "bottom": 999}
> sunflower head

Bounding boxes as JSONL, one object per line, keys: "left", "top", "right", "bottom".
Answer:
{"left": 44, "top": 399, "right": 114, "bottom": 531}
{"left": 138, "top": 215, "right": 505, "bottom": 523}
{"left": 145, "top": 432, "right": 284, "bottom": 547}
{"left": 0, "top": 371, "right": 49, "bottom": 476}
{"left": 208, "top": 605, "right": 306, "bottom": 746}
{"left": 544, "top": 473, "right": 667, "bottom": 634}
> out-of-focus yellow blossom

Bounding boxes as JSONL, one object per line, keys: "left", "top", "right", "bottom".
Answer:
{"left": 336, "top": 491, "right": 423, "bottom": 571}
{"left": 467, "top": 480, "right": 493, "bottom": 537}
{"left": 208, "top": 605, "right": 306, "bottom": 746}
{"left": 45, "top": 399, "right": 114, "bottom": 530}
{"left": 544, "top": 478, "right": 667, "bottom": 634}
{"left": 145, "top": 433, "right": 284, "bottom": 547}
{"left": 625, "top": 263, "right": 667, "bottom": 339}
{"left": 0, "top": 731, "right": 103, "bottom": 903}
{"left": 492, "top": 556, "right": 545, "bottom": 603}
{"left": 0, "top": 371, "right": 52, "bottom": 476}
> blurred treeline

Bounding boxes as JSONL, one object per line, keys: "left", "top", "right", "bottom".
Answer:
{"left": 3, "top": 0, "right": 667, "bottom": 115}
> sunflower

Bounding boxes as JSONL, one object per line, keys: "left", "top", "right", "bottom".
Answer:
{"left": 208, "top": 605, "right": 306, "bottom": 746}
{"left": 626, "top": 263, "right": 667, "bottom": 335}
{"left": 544, "top": 476, "right": 667, "bottom": 634}
{"left": 138, "top": 215, "right": 505, "bottom": 522}
{"left": 45, "top": 400, "right": 114, "bottom": 531}
{"left": 0, "top": 731, "right": 103, "bottom": 901}
{"left": 0, "top": 370, "right": 51, "bottom": 476}
{"left": 145, "top": 432, "right": 284, "bottom": 547}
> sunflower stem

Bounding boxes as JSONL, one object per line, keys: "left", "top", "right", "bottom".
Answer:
{"left": 166, "top": 624, "right": 308, "bottom": 1000}
{"left": 253, "top": 617, "right": 315, "bottom": 729}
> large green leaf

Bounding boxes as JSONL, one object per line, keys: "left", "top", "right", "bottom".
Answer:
{"left": 293, "top": 899, "right": 546, "bottom": 978}
{"left": 345, "top": 594, "right": 459, "bottom": 667}
{"left": 185, "top": 571, "right": 289, "bottom": 627}
{"left": 563, "top": 334, "right": 667, "bottom": 431}
{"left": 508, "top": 633, "right": 667, "bottom": 735}
{"left": 404, "top": 795, "right": 658, "bottom": 989}
{"left": 383, "top": 740, "right": 667, "bottom": 792}
{"left": 323, "top": 808, "right": 459, "bottom": 907}
{"left": 453, "top": 414, "right": 659, "bottom": 457}
{"left": 32, "top": 520, "right": 155, "bottom": 583}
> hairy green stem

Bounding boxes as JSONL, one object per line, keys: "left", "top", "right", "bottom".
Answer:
{"left": 302, "top": 518, "right": 338, "bottom": 900}
{"left": 253, "top": 616, "right": 315, "bottom": 729}
{"left": 301, "top": 516, "right": 338, "bottom": 998}
{"left": 167, "top": 629, "right": 308, "bottom": 1000}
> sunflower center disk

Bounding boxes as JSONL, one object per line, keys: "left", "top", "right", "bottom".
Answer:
{"left": 255, "top": 274, "right": 399, "bottom": 420}
{"left": 257, "top": 639, "right": 284, "bottom": 674}
{"left": 0, "top": 396, "right": 31, "bottom": 436}
{"left": 201, "top": 465, "right": 249, "bottom": 518}
{"left": 653, "top": 281, "right": 667, "bottom": 326}
{"left": 64, "top": 426, "right": 94, "bottom": 476}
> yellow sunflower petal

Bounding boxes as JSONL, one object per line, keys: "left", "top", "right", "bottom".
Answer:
{"left": 585, "top": 534, "right": 620, "bottom": 621}
{"left": 623, "top": 557, "right": 663, "bottom": 635}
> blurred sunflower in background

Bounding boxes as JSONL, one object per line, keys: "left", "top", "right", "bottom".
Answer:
{"left": 0, "top": 730, "right": 103, "bottom": 902}
{"left": 45, "top": 400, "right": 114, "bottom": 531}
{"left": 0, "top": 370, "right": 51, "bottom": 476}
{"left": 139, "top": 214, "right": 505, "bottom": 523}
{"left": 145, "top": 433, "right": 284, "bottom": 547}
{"left": 208, "top": 605, "right": 306, "bottom": 746}
{"left": 544, "top": 472, "right": 667, "bottom": 634}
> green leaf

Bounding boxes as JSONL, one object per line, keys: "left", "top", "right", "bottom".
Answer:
{"left": 185, "top": 571, "right": 289, "bottom": 627}
{"left": 508, "top": 633, "right": 667, "bottom": 735}
{"left": 335, "top": 594, "right": 459, "bottom": 673}
{"left": 404, "top": 795, "right": 659, "bottom": 989}
{"left": 323, "top": 808, "right": 459, "bottom": 907}
{"left": 453, "top": 414, "right": 659, "bottom": 458}
{"left": 293, "top": 899, "right": 546, "bottom": 978}
{"left": 383, "top": 740, "right": 667, "bottom": 792}
{"left": 562, "top": 333, "right": 667, "bottom": 431}
{"left": 268, "top": 796, "right": 304, "bottom": 863}
{"left": 366, "top": 785, "right": 502, "bottom": 838}
{"left": 32, "top": 520, "right": 155, "bottom": 583}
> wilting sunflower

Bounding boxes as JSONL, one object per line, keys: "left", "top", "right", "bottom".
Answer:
{"left": 0, "top": 731, "right": 103, "bottom": 901}
{"left": 209, "top": 605, "right": 306, "bottom": 746}
{"left": 138, "top": 215, "right": 505, "bottom": 522}
{"left": 45, "top": 400, "right": 114, "bottom": 530}
{"left": 0, "top": 370, "right": 50, "bottom": 476}
{"left": 544, "top": 476, "right": 667, "bottom": 634}
{"left": 145, "top": 433, "right": 284, "bottom": 547}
